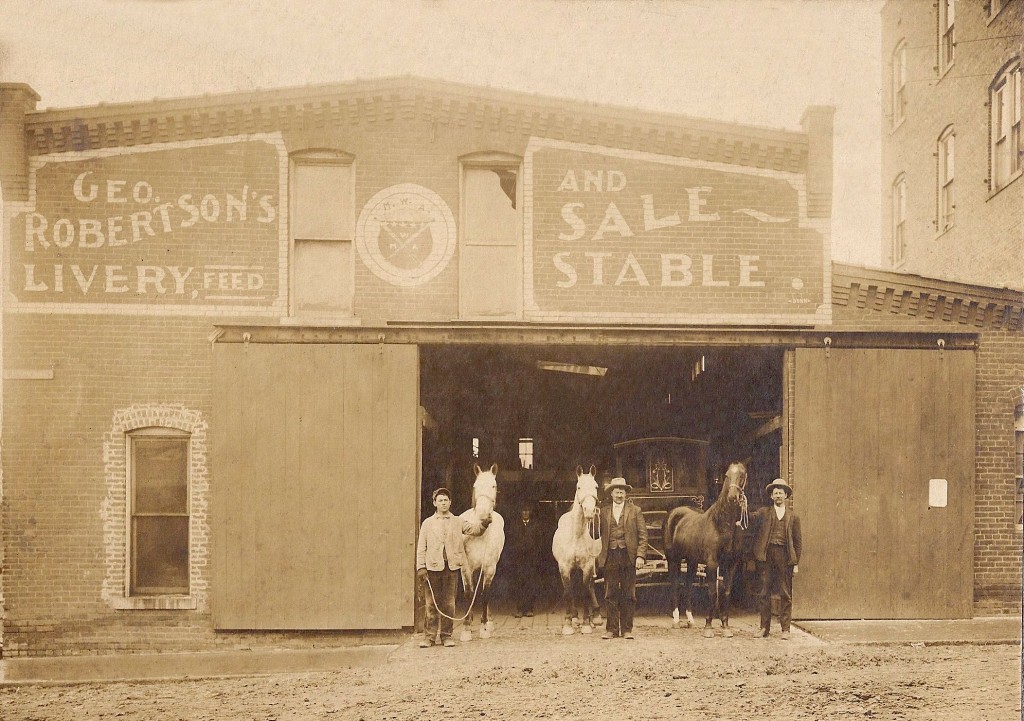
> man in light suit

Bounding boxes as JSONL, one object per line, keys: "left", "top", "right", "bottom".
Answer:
{"left": 597, "top": 478, "right": 649, "bottom": 639}
{"left": 750, "top": 478, "right": 802, "bottom": 639}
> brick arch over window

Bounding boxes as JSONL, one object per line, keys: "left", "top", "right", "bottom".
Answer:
{"left": 101, "top": 405, "right": 209, "bottom": 610}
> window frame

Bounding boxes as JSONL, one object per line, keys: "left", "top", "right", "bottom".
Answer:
{"left": 989, "top": 60, "right": 1023, "bottom": 193}
{"left": 891, "top": 40, "right": 908, "bottom": 128}
{"left": 937, "top": 127, "right": 955, "bottom": 234}
{"left": 288, "top": 149, "right": 356, "bottom": 320}
{"left": 458, "top": 152, "right": 524, "bottom": 320}
{"left": 126, "top": 427, "right": 191, "bottom": 598}
{"left": 892, "top": 174, "right": 907, "bottom": 266}
{"left": 938, "top": 0, "right": 955, "bottom": 76}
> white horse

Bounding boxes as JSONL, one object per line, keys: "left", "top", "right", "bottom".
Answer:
{"left": 459, "top": 463, "right": 505, "bottom": 641}
{"left": 551, "top": 465, "right": 604, "bottom": 635}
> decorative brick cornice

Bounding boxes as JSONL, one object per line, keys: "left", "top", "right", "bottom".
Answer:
{"left": 833, "top": 262, "right": 1024, "bottom": 331}
{"left": 24, "top": 76, "right": 808, "bottom": 174}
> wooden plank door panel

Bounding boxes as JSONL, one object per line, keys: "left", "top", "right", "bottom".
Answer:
{"left": 213, "top": 343, "right": 419, "bottom": 629}
{"left": 793, "top": 348, "right": 974, "bottom": 619}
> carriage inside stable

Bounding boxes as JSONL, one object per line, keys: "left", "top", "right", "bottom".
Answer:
{"left": 606, "top": 436, "right": 715, "bottom": 589}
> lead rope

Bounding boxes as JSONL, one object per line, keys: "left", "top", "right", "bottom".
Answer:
{"left": 424, "top": 567, "right": 484, "bottom": 622}
{"left": 424, "top": 504, "right": 492, "bottom": 622}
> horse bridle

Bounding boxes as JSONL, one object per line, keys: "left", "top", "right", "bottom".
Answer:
{"left": 576, "top": 488, "right": 601, "bottom": 540}
{"left": 731, "top": 469, "right": 750, "bottom": 530}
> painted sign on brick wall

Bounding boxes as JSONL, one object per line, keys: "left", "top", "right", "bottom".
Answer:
{"left": 525, "top": 138, "right": 830, "bottom": 324}
{"left": 8, "top": 136, "right": 286, "bottom": 314}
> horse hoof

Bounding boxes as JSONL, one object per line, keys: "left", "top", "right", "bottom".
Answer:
{"left": 571, "top": 617, "right": 581, "bottom": 627}
{"left": 592, "top": 615, "right": 604, "bottom": 626}
{"left": 484, "top": 620, "right": 494, "bottom": 633}
{"left": 702, "top": 628, "right": 714, "bottom": 638}
{"left": 672, "top": 619, "right": 681, "bottom": 629}
{"left": 561, "top": 625, "right": 575, "bottom": 636}
{"left": 479, "top": 627, "right": 492, "bottom": 639}
{"left": 723, "top": 628, "right": 734, "bottom": 638}
{"left": 580, "top": 624, "right": 593, "bottom": 635}
{"left": 460, "top": 629, "right": 473, "bottom": 642}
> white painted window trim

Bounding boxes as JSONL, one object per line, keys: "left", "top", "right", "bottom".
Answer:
{"left": 936, "top": 127, "right": 955, "bottom": 235}
{"left": 891, "top": 40, "right": 908, "bottom": 129}
{"left": 289, "top": 149, "right": 357, "bottom": 321}
{"left": 118, "top": 427, "right": 195, "bottom": 609}
{"left": 892, "top": 174, "right": 907, "bottom": 267}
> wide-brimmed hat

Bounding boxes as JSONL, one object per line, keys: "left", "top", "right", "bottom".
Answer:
{"left": 765, "top": 478, "right": 793, "bottom": 497}
{"left": 605, "top": 477, "right": 632, "bottom": 493}
{"left": 432, "top": 487, "right": 452, "bottom": 501}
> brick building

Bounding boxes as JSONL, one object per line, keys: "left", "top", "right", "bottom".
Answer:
{"left": 881, "top": 0, "right": 1023, "bottom": 287}
{"left": 0, "top": 77, "right": 1020, "bottom": 659}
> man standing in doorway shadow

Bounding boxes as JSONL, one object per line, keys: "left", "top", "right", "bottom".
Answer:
{"left": 597, "top": 477, "right": 648, "bottom": 640}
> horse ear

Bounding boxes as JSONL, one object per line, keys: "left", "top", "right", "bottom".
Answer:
{"left": 589, "top": 464, "right": 596, "bottom": 476}
{"left": 489, "top": 463, "right": 498, "bottom": 475}
{"left": 576, "top": 465, "right": 584, "bottom": 477}
{"left": 473, "top": 463, "right": 482, "bottom": 475}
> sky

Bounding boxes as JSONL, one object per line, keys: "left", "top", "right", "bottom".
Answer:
{"left": 0, "top": 0, "right": 884, "bottom": 266}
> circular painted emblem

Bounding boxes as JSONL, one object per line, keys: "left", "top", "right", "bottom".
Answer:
{"left": 355, "top": 183, "right": 456, "bottom": 286}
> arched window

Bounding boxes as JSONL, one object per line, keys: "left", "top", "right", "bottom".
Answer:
{"left": 891, "top": 40, "right": 907, "bottom": 127}
{"left": 938, "top": 0, "right": 955, "bottom": 75}
{"left": 892, "top": 174, "right": 907, "bottom": 265}
{"left": 990, "top": 59, "right": 1022, "bottom": 192}
{"left": 937, "top": 126, "right": 955, "bottom": 232}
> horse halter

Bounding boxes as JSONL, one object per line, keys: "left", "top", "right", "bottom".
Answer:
{"left": 727, "top": 467, "right": 750, "bottom": 530}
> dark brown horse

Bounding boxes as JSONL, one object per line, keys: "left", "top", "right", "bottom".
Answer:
{"left": 662, "top": 462, "right": 748, "bottom": 638}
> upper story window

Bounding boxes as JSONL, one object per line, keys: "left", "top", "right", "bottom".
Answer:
{"left": 460, "top": 153, "right": 523, "bottom": 320}
{"left": 938, "top": 0, "right": 955, "bottom": 74}
{"left": 290, "top": 150, "right": 355, "bottom": 317}
{"left": 937, "top": 127, "right": 955, "bottom": 232}
{"left": 892, "top": 174, "right": 907, "bottom": 266}
{"left": 128, "top": 428, "right": 190, "bottom": 596}
{"left": 891, "top": 40, "right": 908, "bottom": 127}
{"left": 990, "top": 60, "right": 1022, "bottom": 191}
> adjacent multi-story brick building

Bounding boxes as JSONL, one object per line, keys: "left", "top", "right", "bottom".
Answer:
{"left": 881, "top": 0, "right": 1023, "bottom": 287}
{"left": 0, "top": 75, "right": 1020, "bottom": 661}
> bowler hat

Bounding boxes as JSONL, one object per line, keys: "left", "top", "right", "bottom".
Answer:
{"left": 765, "top": 478, "right": 793, "bottom": 497}
{"left": 605, "top": 477, "right": 632, "bottom": 493}
{"left": 432, "top": 487, "right": 452, "bottom": 501}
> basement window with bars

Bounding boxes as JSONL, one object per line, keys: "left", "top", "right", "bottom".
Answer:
{"left": 128, "top": 428, "right": 190, "bottom": 596}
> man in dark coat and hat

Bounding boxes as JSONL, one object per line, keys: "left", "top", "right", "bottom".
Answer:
{"left": 596, "top": 477, "right": 648, "bottom": 640}
{"left": 749, "top": 478, "right": 802, "bottom": 639}
{"left": 505, "top": 502, "right": 545, "bottom": 617}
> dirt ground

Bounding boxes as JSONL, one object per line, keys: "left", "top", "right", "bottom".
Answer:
{"left": 2, "top": 612, "right": 1019, "bottom": 721}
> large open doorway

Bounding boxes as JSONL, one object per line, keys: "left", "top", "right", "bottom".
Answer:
{"left": 418, "top": 343, "right": 784, "bottom": 613}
